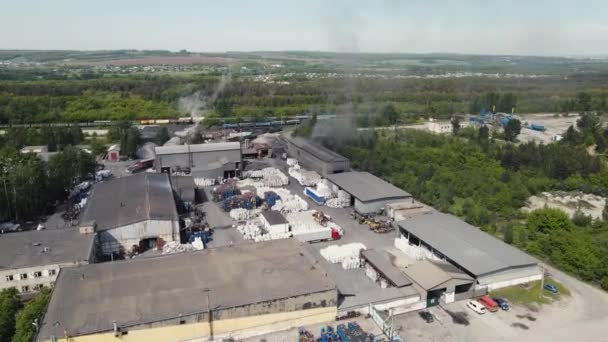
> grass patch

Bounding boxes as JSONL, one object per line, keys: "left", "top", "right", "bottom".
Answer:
{"left": 490, "top": 277, "right": 569, "bottom": 307}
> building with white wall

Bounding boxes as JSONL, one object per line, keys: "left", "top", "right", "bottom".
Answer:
{"left": 260, "top": 211, "right": 289, "bottom": 235}
{"left": 80, "top": 173, "right": 179, "bottom": 257}
{"left": 0, "top": 229, "right": 95, "bottom": 294}
{"left": 396, "top": 212, "right": 542, "bottom": 294}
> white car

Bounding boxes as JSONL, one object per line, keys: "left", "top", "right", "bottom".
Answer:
{"left": 467, "top": 300, "right": 486, "bottom": 314}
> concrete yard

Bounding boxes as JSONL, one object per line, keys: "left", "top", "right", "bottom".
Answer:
{"left": 242, "top": 157, "right": 418, "bottom": 311}
{"left": 393, "top": 264, "right": 608, "bottom": 342}
{"left": 517, "top": 113, "right": 579, "bottom": 144}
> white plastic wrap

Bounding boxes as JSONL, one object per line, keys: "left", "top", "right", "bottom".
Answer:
{"left": 272, "top": 195, "right": 309, "bottom": 214}
{"left": 320, "top": 243, "right": 366, "bottom": 268}
{"left": 162, "top": 241, "right": 195, "bottom": 255}
{"left": 229, "top": 208, "right": 261, "bottom": 221}
{"left": 194, "top": 178, "right": 215, "bottom": 187}
{"left": 326, "top": 190, "right": 350, "bottom": 208}
{"left": 243, "top": 168, "right": 288, "bottom": 187}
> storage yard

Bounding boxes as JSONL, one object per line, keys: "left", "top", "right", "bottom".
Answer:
{"left": 16, "top": 134, "right": 608, "bottom": 342}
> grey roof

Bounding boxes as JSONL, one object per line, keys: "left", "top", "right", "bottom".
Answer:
{"left": 0, "top": 229, "right": 94, "bottom": 270}
{"left": 327, "top": 172, "right": 411, "bottom": 202}
{"left": 81, "top": 173, "right": 178, "bottom": 231}
{"left": 287, "top": 137, "right": 349, "bottom": 163}
{"left": 170, "top": 175, "right": 196, "bottom": 203}
{"left": 360, "top": 249, "right": 412, "bottom": 288}
{"left": 155, "top": 142, "right": 240, "bottom": 156}
{"left": 38, "top": 239, "right": 336, "bottom": 340}
{"left": 398, "top": 212, "right": 538, "bottom": 277}
{"left": 261, "top": 210, "right": 288, "bottom": 225}
{"left": 402, "top": 260, "right": 473, "bottom": 291}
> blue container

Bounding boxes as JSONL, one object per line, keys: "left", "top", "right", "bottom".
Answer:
{"left": 500, "top": 117, "right": 511, "bottom": 126}
{"left": 264, "top": 191, "right": 281, "bottom": 207}
{"left": 530, "top": 124, "right": 545, "bottom": 131}
{"left": 304, "top": 187, "right": 325, "bottom": 205}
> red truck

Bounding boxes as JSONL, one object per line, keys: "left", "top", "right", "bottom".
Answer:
{"left": 478, "top": 295, "right": 499, "bottom": 312}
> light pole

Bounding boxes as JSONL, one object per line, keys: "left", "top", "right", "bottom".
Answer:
{"left": 204, "top": 288, "right": 213, "bottom": 341}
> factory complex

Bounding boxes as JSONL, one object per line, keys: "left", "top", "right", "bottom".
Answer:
{"left": 1, "top": 134, "right": 543, "bottom": 342}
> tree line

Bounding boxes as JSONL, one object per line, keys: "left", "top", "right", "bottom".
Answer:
{"left": 0, "top": 287, "right": 50, "bottom": 342}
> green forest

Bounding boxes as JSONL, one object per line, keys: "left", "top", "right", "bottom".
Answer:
{"left": 0, "top": 287, "right": 50, "bottom": 342}
{"left": 1, "top": 71, "right": 608, "bottom": 124}
{"left": 321, "top": 115, "right": 608, "bottom": 291}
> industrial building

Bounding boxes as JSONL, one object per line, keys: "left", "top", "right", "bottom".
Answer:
{"left": 169, "top": 175, "right": 197, "bottom": 206}
{"left": 37, "top": 239, "right": 337, "bottom": 342}
{"left": 0, "top": 229, "right": 95, "bottom": 294}
{"left": 154, "top": 142, "right": 242, "bottom": 179}
{"left": 401, "top": 260, "right": 475, "bottom": 306}
{"left": 396, "top": 212, "right": 542, "bottom": 292}
{"left": 80, "top": 173, "right": 180, "bottom": 257}
{"left": 260, "top": 210, "right": 289, "bottom": 234}
{"left": 286, "top": 137, "right": 350, "bottom": 176}
{"left": 326, "top": 171, "right": 412, "bottom": 214}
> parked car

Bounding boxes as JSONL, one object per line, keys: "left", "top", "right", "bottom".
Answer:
{"left": 467, "top": 300, "right": 486, "bottom": 314}
{"left": 544, "top": 284, "right": 559, "bottom": 294}
{"left": 492, "top": 297, "right": 510, "bottom": 311}
{"left": 418, "top": 310, "right": 434, "bottom": 323}
{"left": 478, "top": 295, "right": 499, "bottom": 312}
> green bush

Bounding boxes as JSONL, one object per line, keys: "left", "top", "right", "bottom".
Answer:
{"left": 12, "top": 287, "right": 50, "bottom": 342}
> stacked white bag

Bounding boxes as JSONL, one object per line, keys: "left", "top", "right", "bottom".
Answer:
{"left": 320, "top": 243, "right": 366, "bottom": 270}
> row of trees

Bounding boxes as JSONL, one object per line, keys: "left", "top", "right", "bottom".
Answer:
{"left": 0, "top": 287, "right": 51, "bottom": 342}
{"left": 3, "top": 75, "right": 608, "bottom": 124}
{"left": 0, "top": 146, "right": 95, "bottom": 222}
{"left": 0, "top": 126, "right": 84, "bottom": 151}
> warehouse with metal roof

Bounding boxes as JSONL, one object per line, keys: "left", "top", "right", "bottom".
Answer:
{"left": 396, "top": 211, "right": 541, "bottom": 291}
{"left": 286, "top": 137, "right": 350, "bottom": 176}
{"left": 154, "top": 142, "right": 242, "bottom": 178}
{"left": 37, "top": 239, "right": 337, "bottom": 342}
{"left": 0, "top": 229, "right": 96, "bottom": 295}
{"left": 326, "top": 171, "right": 412, "bottom": 214}
{"left": 80, "top": 173, "right": 179, "bottom": 257}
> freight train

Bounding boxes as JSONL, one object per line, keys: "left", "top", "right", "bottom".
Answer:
{"left": 0, "top": 117, "right": 195, "bottom": 129}
{"left": 221, "top": 119, "right": 302, "bottom": 129}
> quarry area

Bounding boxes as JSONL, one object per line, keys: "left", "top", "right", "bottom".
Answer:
{"left": 522, "top": 191, "right": 607, "bottom": 219}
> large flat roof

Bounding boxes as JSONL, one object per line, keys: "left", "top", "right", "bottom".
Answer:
{"left": 155, "top": 142, "right": 240, "bottom": 156}
{"left": 360, "top": 249, "right": 412, "bottom": 288}
{"left": 287, "top": 137, "right": 349, "bottom": 163}
{"left": 397, "top": 212, "right": 537, "bottom": 277}
{"left": 0, "top": 229, "right": 94, "bottom": 270}
{"left": 81, "top": 173, "right": 178, "bottom": 231}
{"left": 38, "top": 239, "right": 336, "bottom": 340}
{"left": 402, "top": 260, "right": 473, "bottom": 291}
{"left": 327, "top": 172, "right": 411, "bottom": 202}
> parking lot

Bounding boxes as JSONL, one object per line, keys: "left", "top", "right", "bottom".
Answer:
{"left": 393, "top": 264, "right": 608, "bottom": 342}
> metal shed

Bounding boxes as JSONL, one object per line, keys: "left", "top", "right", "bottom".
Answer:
{"left": 154, "top": 142, "right": 242, "bottom": 179}
{"left": 397, "top": 212, "right": 542, "bottom": 291}
{"left": 326, "top": 171, "right": 412, "bottom": 214}
{"left": 286, "top": 137, "right": 350, "bottom": 176}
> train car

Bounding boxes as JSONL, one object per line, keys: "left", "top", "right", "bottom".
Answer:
{"left": 240, "top": 122, "right": 255, "bottom": 128}
{"left": 286, "top": 119, "right": 300, "bottom": 125}
{"left": 270, "top": 120, "right": 285, "bottom": 126}
{"left": 178, "top": 117, "right": 194, "bottom": 124}
{"left": 255, "top": 121, "right": 272, "bottom": 127}
{"left": 222, "top": 123, "right": 240, "bottom": 129}
{"left": 155, "top": 119, "right": 170, "bottom": 124}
